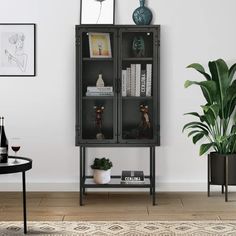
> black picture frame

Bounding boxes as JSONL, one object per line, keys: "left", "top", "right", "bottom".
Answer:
{"left": 80, "top": 0, "right": 115, "bottom": 25}
{"left": 0, "top": 23, "right": 36, "bottom": 77}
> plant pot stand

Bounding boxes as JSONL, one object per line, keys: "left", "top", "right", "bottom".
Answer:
{"left": 208, "top": 154, "right": 236, "bottom": 202}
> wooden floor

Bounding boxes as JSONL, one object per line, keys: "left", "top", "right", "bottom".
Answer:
{"left": 0, "top": 192, "right": 236, "bottom": 221}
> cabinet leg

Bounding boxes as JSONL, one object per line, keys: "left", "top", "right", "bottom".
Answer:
{"left": 150, "top": 147, "right": 153, "bottom": 196}
{"left": 80, "top": 147, "right": 83, "bottom": 206}
{"left": 152, "top": 147, "right": 156, "bottom": 206}
{"left": 83, "top": 147, "right": 86, "bottom": 195}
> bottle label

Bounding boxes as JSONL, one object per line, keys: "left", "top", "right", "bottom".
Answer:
{"left": 0, "top": 147, "right": 7, "bottom": 154}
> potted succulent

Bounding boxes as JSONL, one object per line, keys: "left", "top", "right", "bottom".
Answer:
{"left": 183, "top": 59, "right": 236, "bottom": 185}
{"left": 91, "top": 157, "right": 113, "bottom": 184}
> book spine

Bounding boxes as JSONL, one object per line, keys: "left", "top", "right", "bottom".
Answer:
{"left": 135, "top": 64, "right": 141, "bottom": 97}
{"left": 122, "top": 176, "right": 144, "bottom": 181}
{"left": 146, "top": 64, "right": 152, "bottom": 97}
{"left": 140, "top": 70, "right": 146, "bottom": 97}
{"left": 122, "top": 70, "right": 127, "bottom": 97}
{"left": 121, "top": 180, "right": 145, "bottom": 184}
{"left": 126, "top": 68, "right": 131, "bottom": 96}
{"left": 130, "top": 64, "right": 136, "bottom": 96}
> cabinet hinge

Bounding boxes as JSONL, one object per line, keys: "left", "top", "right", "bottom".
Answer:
{"left": 76, "top": 125, "right": 81, "bottom": 136}
{"left": 154, "top": 36, "right": 159, "bottom": 47}
{"left": 76, "top": 37, "right": 81, "bottom": 46}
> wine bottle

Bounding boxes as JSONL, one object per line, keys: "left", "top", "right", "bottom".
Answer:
{"left": 0, "top": 117, "right": 8, "bottom": 163}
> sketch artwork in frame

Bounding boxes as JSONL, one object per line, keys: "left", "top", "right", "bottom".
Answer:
{"left": 88, "top": 32, "right": 112, "bottom": 58}
{"left": 0, "top": 24, "right": 36, "bottom": 77}
{"left": 80, "top": 0, "right": 115, "bottom": 24}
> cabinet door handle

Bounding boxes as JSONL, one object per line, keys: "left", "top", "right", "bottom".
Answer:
{"left": 118, "top": 78, "right": 121, "bottom": 93}
{"left": 114, "top": 79, "right": 118, "bottom": 93}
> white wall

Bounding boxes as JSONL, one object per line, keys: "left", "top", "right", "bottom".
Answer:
{"left": 0, "top": 0, "right": 236, "bottom": 191}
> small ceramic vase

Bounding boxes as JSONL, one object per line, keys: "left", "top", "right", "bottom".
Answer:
{"left": 96, "top": 74, "right": 105, "bottom": 87}
{"left": 132, "top": 0, "right": 153, "bottom": 25}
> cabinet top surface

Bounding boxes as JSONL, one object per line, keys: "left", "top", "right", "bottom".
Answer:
{"left": 76, "top": 24, "right": 160, "bottom": 28}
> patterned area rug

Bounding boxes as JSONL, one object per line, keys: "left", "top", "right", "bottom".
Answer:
{"left": 1, "top": 221, "right": 236, "bottom": 235}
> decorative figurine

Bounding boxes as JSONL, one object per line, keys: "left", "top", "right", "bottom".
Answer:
{"left": 132, "top": 0, "right": 153, "bottom": 25}
{"left": 139, "top": 104, "right": 151, "bottom": 138}
{"left": 96, "top": 74, "right": 105, "bottom": 87}
{"left": 94, "top": 105, "right": 105, "bottom": 139}
{"left": 132, "top": 36, "right": 145, "bottom": 57}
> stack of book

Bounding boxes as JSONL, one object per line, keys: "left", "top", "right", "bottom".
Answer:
{"left": 121, "top": 64, "right": 152, "bottom": 97}
{"left": 86, "top": 86, "right": 114, "bottom": 96}
{"left": 120, "top": 170, "right": 145, "bottom": 184}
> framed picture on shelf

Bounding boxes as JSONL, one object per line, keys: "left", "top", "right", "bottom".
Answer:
{"left": 80, "top": 0, "right": 115, "bottom": 25}
{"left": 0, "top": 23, "right": 36, "bottom": 77}
{"left": 88, "top": 32, "right": 112, "bottom": 58}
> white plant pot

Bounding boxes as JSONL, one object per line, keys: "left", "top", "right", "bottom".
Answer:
{"left": 93, "top": 169, "right": 111, "bottom": 184}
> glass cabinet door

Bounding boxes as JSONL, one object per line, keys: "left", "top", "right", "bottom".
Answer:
{"left": 76, "top": 28, "right": 117, "bottom": 144}
{"left": 118, "top": 28, "right": 159, "bottom": 144}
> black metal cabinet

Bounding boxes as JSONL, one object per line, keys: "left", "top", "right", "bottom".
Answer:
{"left": 75, "top": 25, "right": 160, "bottom": 205}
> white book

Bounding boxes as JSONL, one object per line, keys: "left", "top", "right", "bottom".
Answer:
{"left": 87, "top": 86, "right": 113, "bottom": 92}
{"left": 146, "top": 64, "right": 152, "bottom": 97}
{"left": 122, "top": 70, "right": 127, "bottom": 97}
{"left": 126, "top": 68, "right": 131, "bottom": 96}
{"left": 130, "top": 64, "right": 136, "bottom": 96}
{"left": 135, "top": 64, "right": 141, "bottom": 97}
{"left": 140, "top": 70, "right": 146, "bottom": 97}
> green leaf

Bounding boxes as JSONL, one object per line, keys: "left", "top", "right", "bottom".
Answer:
{"left": 199, "top": 143, "right": 214, "bottom": 156}
{"left": 182, "top": 121, "right": 210, "bottom": 133}
{"left": 184, "top": 112, "right": 201, "bottom": 118}
{"left": 188, "top": 130, "right": 201, "bottom": 137}
{"left": 208, "top": 59, "right": 229, "bottom": 118}
{"left": 188, "top": 130, "right": 208, "bottom": 137}
{"left": 187, "top": 63, "right": 211, "bottom": 80}
{"left": 229, "top": 63, "right": 236, "bottom": 84}
{"left": 225, "top": 80, "right": 236, "bottom": 118}
{"left": 202, "top": 104, "right": 219, "bottom": 121}
{"left": 184, "top": 80, "right": 217, "bottom": 104}
{"left": 193, "top": 133, "right": 205, "bottom": 144}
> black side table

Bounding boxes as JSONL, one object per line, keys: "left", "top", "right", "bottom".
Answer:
{"left": 0, "top": 156, "right": 32, "bottom": 234}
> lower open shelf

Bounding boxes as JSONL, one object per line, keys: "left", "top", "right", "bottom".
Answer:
{"left": 83, "top": 176, "right": 151, "bottom": 188}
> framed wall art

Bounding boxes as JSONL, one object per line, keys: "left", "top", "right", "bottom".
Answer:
{"left": 80, "top": 0, "right": 115, "bottom": 25}
{"left": 0, "top": 23, "right": 36, "bottom": 77}
{"left": 88, "top": 32, "right": 112, "bottom": 58}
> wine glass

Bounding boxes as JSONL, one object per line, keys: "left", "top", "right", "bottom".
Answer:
{"left": 11, "top": 138, "right": 21, "bottom": 163}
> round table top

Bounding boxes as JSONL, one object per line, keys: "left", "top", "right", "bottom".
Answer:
{"left": 0, "top": 156, "right": 32, "bottom": 175}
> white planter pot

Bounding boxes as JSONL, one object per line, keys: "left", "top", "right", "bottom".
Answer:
{"left": 93, "top": 169, "right": 111, "bottom": 184}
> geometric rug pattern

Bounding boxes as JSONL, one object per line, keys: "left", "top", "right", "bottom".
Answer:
{"left": 1, "top": 221, "right": 236, "bottom": 235}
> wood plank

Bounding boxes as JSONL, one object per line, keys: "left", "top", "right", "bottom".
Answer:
{"left": 0, "top": 192, "right": 235, "bottom": 221}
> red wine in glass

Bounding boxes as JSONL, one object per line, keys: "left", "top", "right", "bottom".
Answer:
{"left": 11, "top": 146, "right": 20, "bottom": 163}
{"left": 12, "top": 146, "right": 20, "bottom": 152}
{"left": 11, "top": 137, "right": 21, "bottom": 163}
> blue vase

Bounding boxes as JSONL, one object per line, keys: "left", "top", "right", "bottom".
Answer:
{"left": 132, "top": 0, "right": 153, "bottom": 25}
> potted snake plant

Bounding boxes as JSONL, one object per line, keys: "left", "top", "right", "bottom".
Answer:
{"left": 91, "top": 157, "right": 113, "bottom": 184}
{"left": 183, "top": 59, "right": 236, "bottom": 185}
